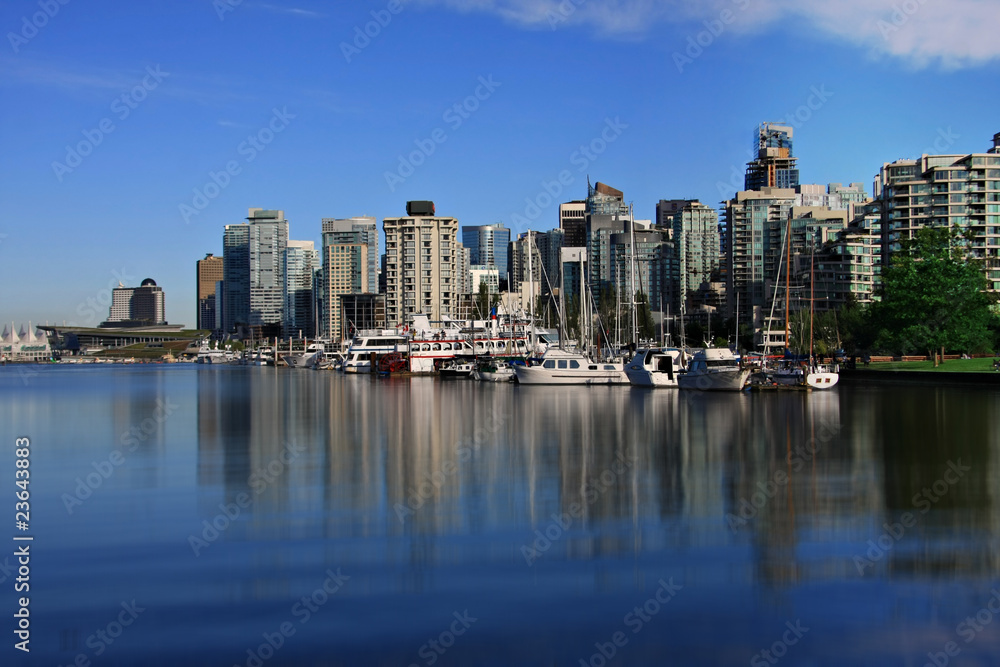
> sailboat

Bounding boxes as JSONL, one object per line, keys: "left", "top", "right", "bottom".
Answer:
{"left": 768, "top": 221, "right": 838, "bottom": 389}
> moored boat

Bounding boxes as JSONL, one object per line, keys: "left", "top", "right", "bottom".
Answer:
{"left": 513, "top": 348, "right": 628, "bottom": 385}
{"left": 624, "top": 347, "right": 685, "bottom": 388}
{"left": 677, "top": 348, "right": 751, "bottom": 392}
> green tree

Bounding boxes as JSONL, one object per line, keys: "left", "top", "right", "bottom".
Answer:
{"left": 867, "top": 227, "right": 997, "bottom": 354}
{"left": 474, "top": 279, "right": 500, "bottom": 321}
{"left": 635, "top": 291, "right": 655, "bottom": 342}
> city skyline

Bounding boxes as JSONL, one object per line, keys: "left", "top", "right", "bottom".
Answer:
{"left": 2, "top": 1, "right": 999, "bottom": 327}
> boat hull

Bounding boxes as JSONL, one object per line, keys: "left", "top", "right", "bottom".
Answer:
{"left": 513, "top": 367, "right": 629, "bottom": 385}
{"left": 678, "top": 368, "right": 751, "bottom": 391}
{"left": 806, "top": 371, "right": 839, "bottom": 389}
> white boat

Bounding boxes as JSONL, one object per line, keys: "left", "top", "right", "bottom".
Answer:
{"left": 806, "top": 364, "right": 839, "bottom": 389}
{"left": 513, "top": 348, "right": 628, "bottom": 385}
{"left": 678, "top": 348, "right": 751, "bottom": 392}
{"left": 342, "top": 331, "right": 407, "bottom": 374}
{"left": 249, "top": 346, "right": 275, "bottom": 366}
{"left": 473, "top": 359, "right": 517, "bottom": 383}
{"left": 281, "top": 341, "right": 326, "bottom": 369}
{"left": 196, "top": 341, "right": 229, "bottom": 365}
{"left": 439, "top": 360, "right": 475, "bottom": 378}
{"left": 624, "top": 348, "right": 686, "bottom": 388}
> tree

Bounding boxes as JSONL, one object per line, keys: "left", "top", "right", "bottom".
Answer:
{"left": 635, "top": 291, "right": 655, "bottom": 342}
{"left": 867, "top": 227, "right": 997, "bottom": 354}
{"left": 474, "top": 279, "right": 500, "bottom": 321}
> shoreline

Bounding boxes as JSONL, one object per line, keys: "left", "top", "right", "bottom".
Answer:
{"left": 841, "top": 369, "right": 1000, "bottom": 386}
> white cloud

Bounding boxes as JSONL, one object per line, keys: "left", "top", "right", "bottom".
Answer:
{"left": 413, "top": 0, "right": 1000, "bottom": 67}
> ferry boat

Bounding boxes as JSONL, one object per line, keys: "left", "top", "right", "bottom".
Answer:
{"left": 624, "top": 347, "right": 686, "bottom": 388}
{"left": 677, "top": 348, "right": 751, "bottom": 392}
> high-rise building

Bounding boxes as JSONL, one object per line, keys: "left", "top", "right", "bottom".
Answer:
{"left": 875, "top": 133, "right": 1000, "bottom": 291}
{"left": 456, "top": 243, "right": 472, "bottom": 295}
{"left": 196, "top": 253, "right": 224, "bottom": 331}
{"left": 321, "top": 217, "right": 379, "bottom": 291}
{"left": 284, "top": 240, "right": 318, "bottom": 338}
{"left": 103, "top": 279, "right": 166, "bottom": 326}
{"left": 382, "top": 203, "right": 460, "bottom": 325}
{"left": 222, "top": 223, "right": 250, "bottom": 334}
{"left": 672, "top": 201, "right": 721, "bottom": 312}
{"left": 248, "top": 209, "right": 289, "bottom": 329}
{"left": 131, "top": 279, "right": 166, "bottom": 324}
{"left": 509, "top": 231, "right": 543, "bottom": 293}
{"left": 559, "top": 201, "right": 587, "bottom": 247}
{"left": 745, "top": 123, "right": 799, "bottom": 191}
{"left": 656, "top": 199, "right": 694, "bottom": 239}
{"left": 462, "top": 223, "right": 510, "bottom": 286}
{"left": 724, "top": 187, "right": 799, "bottom": 322}
{"left": 321, "top": 242, "right": 370, "bottom": 341}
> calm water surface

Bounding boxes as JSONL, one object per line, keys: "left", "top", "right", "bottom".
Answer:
{"left": 1, "top": 364, "right": 999, "bottom": 666}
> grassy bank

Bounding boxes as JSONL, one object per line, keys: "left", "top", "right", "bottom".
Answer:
{"left": 867, "top": 358, "right": 1000, "bottom": 373}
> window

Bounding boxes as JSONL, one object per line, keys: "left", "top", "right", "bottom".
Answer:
{"left": 543, "top": 360, "right": 555, "bottom": 369}
{"left": 557, "top": 360, "right": 567, "bottom": 369}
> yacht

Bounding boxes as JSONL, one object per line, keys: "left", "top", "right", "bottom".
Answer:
{"left": 473, "top": 359, "right": 517, "bottom": 383}
{"left": 624, "top": 348, "right": 686, "bottom": 388}
{"left": 678, "top": 348, "right": 751, "bottom": 392}
{"left": 195, "top": 341, "right": 230, "bottom": 365}
{"left": 439, "top": 360, "right": 475, "bottom": 378}
{"left": 342, "top": 331, "right": 407, "bottom": 374}
{"left": 281, "top": 341, "right": 326, "bottom": 369}
{"left": 513, "top": 348, "right": 628, "bottom": 385}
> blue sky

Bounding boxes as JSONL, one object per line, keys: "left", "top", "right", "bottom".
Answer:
{"left": 2, "top": 0, "right": 999, "bottom": 328}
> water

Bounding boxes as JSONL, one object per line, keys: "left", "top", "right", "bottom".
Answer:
{"left": 2, "top": 364, "right": 999, "bottom": 666}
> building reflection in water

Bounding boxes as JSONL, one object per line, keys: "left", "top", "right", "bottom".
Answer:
{"left": 195, "top": 372, "right": 1000, "bottom": 592}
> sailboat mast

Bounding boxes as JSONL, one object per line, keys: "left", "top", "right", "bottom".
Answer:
{"left": 527, "top": 232, "right": 535, "bottom": 350}
{"left": 784, "top": 217, "right": 791, "bottom": 356}
{"left": 809, "top": 246, "right": 815, "bottom": 368}
{"left": 629, "top": 203, "right": 639, "bottom": 349}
